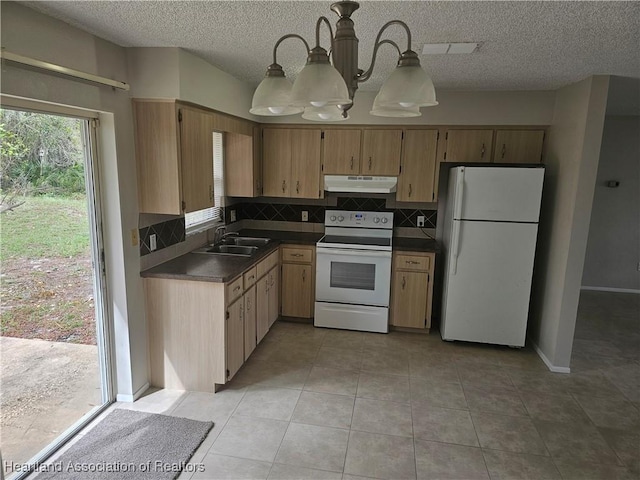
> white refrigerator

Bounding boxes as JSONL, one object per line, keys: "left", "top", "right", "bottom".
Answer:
{"left": 440, "top": 165, "right": 545, "bottom": 347}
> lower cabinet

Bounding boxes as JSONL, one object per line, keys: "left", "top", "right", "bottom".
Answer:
{"left": 243, "top": 285, "right": 256, "bottom": 361}
{"left": 281, "top": 245, "right": 315, "bottom": 318}
{"left": 226, "top": 297, "right": 245, "bottom": 380}
{"left": 257, "top": 265, "right": 280, "bottom": 342}
{"left": 390, "top": 251, "right": 435, "bottom": 331}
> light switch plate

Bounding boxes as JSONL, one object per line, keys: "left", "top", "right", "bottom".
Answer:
{"left": 417, "top": 216, "right": 425, "bottom": 227}
{"left": 131, "top": 228, "right": 139, "bottom": 247}
{"left": 302, "top": 211, "right": 308, "bottom": 222}
{"left": 150, "top": 234, "right": 157, "bottom": 251}
{"left": 230, "top": 210, "right": 237, "bottom": 222}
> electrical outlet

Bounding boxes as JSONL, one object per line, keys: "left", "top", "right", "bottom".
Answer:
{"left": 302, "top": 211, "right": 309, "bottom": 222}
{"left": 417, "top": 215, "right": 425, "bottom": 227}
{"left": 150, "top": 234, "right": 157, "bottom": 251}
{"left": 230, "top": 210, "right": 237, "bottom": 222}
{"left": 131, "top": 228, "right": 139, "bottom": 247}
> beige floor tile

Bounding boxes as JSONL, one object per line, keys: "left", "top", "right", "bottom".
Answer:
{"left": 315, "top": 346, "right": 363, "bottom": 371}
{"left": 414, "top": 440, "right": 489, "bottom": 480}
{"left": 520, "top": 392, "right": 590, "bottom": 424}
{"left": 322, "top": 330, "right": 365, "bottom": 350}
{"left": 211, "top": 415, "right": 288, "bottom": 462}
{"left": 361, "top": 348, "right": 409, "bottom": 376}
{"left": 291, "top": 391, "right": 354, "bottom": 429}
{"left": 471, "top": 412, "right": 548, "bottom": 456}
{"left": 409, "top": 358, "right": 460, "bottom": 383}
{"left": 341, "top": 475, "right": 377, "bottom": 480}
{"left": 234, "top": 386, "right": 301, "bottom": 421}
{"left": 232, "top": 359, "right": 311, "bottom": 390}
{"left": 351, "top": 397, "right": 413, "bottom": 437}
{"left": 482, "top": 449, "right": 561, "bottom": 479}
{"left": 458, "top": 363, "right": 514, "bottom": 388}
{"left": 598, "top": 427, "right": 640, "bottom": 474}
{"left": 343, "top": 430, "right": 416, "bottom": 479}
{"left": 274, "top": 423, "right": 349, "bottom": 473}
{"left": 304, "top": 367, "right": 359, "bottom": 396}
{"left": 560, "top": 372, "right": 628, "bottom": 400}
{"left": 356, "top": 372, "right": 410, "bottom": 403}
{"left": 533, "top": 419, "right": 620, "bottom": 464}
{"left": 171, "top": 386, "right": 248, "bottom": 423}
{"left": 463, "top": 384, "right": 528, "bottom": 416}
{"left": 268, "top": 463, "right": 342, "bottom": 479}
{"left": 553, "top": 459, "right": 636, "bottom": 480}
{"left": 507, "top": 370, "right": 572, "bottom": 397}
{"left": 412, "top": 405, "right": 479, "bottom": 446}
{"left": 573, "top": 394, "right": 640, "bottom": 431}
{"left": 410, "top": 378, "right": 468, "bottom": 409}
{"left": 192, "top": 453, "right": 271, "bottom": 479}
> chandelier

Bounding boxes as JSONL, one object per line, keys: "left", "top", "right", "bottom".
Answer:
{"left": 250, "top": 1, "right": 438, "bottom": 121}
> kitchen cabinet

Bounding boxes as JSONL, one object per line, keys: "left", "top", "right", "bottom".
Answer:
{"left": 243, "top": 285, "right": 256, "bottom": 360}
{"left": 443, "top": 129, "right": 494, "bottom": 163}
{"left": 262, "top": 128, "right": 322, "bottom": 198}
{"left": 281, "top": 245, "right": 315, "bottom": 319}
{"left": 133, "top": 100, "right": 214, "bottom": 214}
{"left": 390, "top": 251, "right": 435, "bottom": 331}
{"left": 225, "top": 126, "right": 262, "bottom": 197}
{"left": 226, "top": 296, "right": 245, "bottom": 380}
{"left": 397, "top": 129, "right": 438, "bottom": 202}
{"left": 256, "top": 250, "right": 280, "bottom": 342}
{"left": 493, "top": 130, "right": 544, "bottom": 164}
{"left": 322, "top": 129, "right": 361, "bottom": 174}
{"left": 361, "top": 129, "right": 403, "bottom": 175}
{"left": 268, "top": 266, "right": 280, "bottom": 327}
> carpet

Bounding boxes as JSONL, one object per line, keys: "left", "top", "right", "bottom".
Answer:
{"left": 33, "top": 409, "right": 213, "bottom": 480}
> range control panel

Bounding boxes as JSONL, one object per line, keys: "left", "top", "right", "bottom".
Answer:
{"left": 324, "top": 210, "right": 394, "bottom": 229}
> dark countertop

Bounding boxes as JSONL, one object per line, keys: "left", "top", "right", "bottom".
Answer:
{"left": 237, "top": 229, "right": 323, "bottom": 245}
{"left": 393, "top": 237, "right": 441, "bottom": 253}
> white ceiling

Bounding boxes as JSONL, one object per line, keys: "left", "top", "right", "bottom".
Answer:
{"left": 23, "top": 1, "right": 640, "bottom": 92}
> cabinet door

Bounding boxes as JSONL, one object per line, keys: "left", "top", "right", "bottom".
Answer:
{"left": 256, "top": 275, "right": 270, "bottom": 343}
{"left": 225, "top": 132, "right": 257, "bottom": 197}
{"left": 244, "top": 285, "right": 257, "bottom": 361}
{"left": 362, "top": 129, "right": 402, "bottom": 175}
{"left": 493, "top": 130, "right": 544, "bottom": 164}
{"left": 268, "top": 266, "right": 280, "bottom": 326}
{"left": 291, "top": 129, "right": 322, "bottom": 198}
{"left": 391, "top": 270, "right": 428, "bottom": 328}
{"left": 397, "top": 130, "right": 438, "bottom": 202}
{"left": 281, "top": 263, "right": 312, "bottom": 318}
{"left": 226, "top": 298, "right": 244, "bottom": 380}
{"left": 444, "top": 130, "right": 493, "bottom": 163}
{"left": 322, "top": 129, "right": 361, "bottom": 174}
{"left": 179, "top": 107, "right": 214, "bottom": 213}
{"left": 262, "top": 128, "right": 291, "bottom": 197}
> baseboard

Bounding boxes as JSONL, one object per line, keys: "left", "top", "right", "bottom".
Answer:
{"left": 116, "top": 382, "right": 150, "bottom": 403}
{"left": 581, "top": 286, "right": 640, "bottom": 294}
{"left": 529, "top": 339, "right": 571, "bottom": 374}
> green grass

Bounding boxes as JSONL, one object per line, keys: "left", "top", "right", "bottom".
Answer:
{"left": 0, "top": 196, "right": 90, "bottom": 261}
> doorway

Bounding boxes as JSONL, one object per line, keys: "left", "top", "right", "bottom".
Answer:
{"left": 0, "top": 108, "right": 113, "bottom": 477}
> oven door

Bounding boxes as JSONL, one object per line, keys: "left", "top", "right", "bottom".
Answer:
{"left": 316, "top": 247, "right": 392, "bottom": 307}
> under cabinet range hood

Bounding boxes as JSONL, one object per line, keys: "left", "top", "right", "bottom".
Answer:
{"left": 324, "top": 175, "right": 397, "bottom": 194}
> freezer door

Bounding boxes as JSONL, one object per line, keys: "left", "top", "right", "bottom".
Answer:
{"left": 450, "top": 166, "right": 544, "bottom": 222}
{"left": 441, "top": 220, "right": 539, "bottom": 346}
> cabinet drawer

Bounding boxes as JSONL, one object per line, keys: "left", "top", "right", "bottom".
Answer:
{"left": 281, "top": 246, "right": 313, "bottom": 264}
{"left": 227, "top": 276, "right": 244, "bottom": 304}
{"left": 243, "top": 266, "right": 257, "bottom": 288}
{"left": 257, "top": 250, "right": 279, "bottom": 278}
{"left": 395, "top": 254, "right": 430, "bottom": 272}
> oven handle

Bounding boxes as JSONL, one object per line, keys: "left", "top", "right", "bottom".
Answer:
{"left": 316, "top": 248, "right": 392, "bottom": 258}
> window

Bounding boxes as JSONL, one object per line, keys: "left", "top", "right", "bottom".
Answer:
{"left": 185, "top": 131, "right": 224, "bottom": 233}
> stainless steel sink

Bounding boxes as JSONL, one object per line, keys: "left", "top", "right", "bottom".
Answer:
{"left": 221, "top": 237, "right": 271, "bottom": 247}
{"left": 205, "top": 245, "right": 258, "bottom": 256}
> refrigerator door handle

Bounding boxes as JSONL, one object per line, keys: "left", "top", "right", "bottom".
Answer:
{"left": 451, "top": 220, "right": 461, "bottom": 275}
{"left": 453, "top": 167, "right": 465, "bottom": 220}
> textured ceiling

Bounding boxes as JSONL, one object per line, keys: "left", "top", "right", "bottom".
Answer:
{"left": 23, "top": 1, "right": 640, "bottom": 91}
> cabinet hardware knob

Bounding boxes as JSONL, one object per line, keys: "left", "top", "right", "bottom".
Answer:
{"left": 406, "top": 260, "right": 419, "bottom": 265}
{"left": 368, "top": 157, "right": 372, "bottom": 170}
{"left": 350, "top": 156, "right": 354, "bottom": 170}
{"left": 481, "top": 143, "right": 486, "bottom": 158}
{"left": 501, "top": 144, "right": 506, "bottom": 159}
{"left": 291, "top": 253, "right": 303, "bottom": 257}
{"left": 296, "top": 180, "right": 300, "bottom": 193}
{"left": 282, "top": 180, "right": 286, "bottom": 193}
{"left": 234, "top": 286, "right": 241, "bottom": 292}
{"left": 402, "top": 276, "right": 406, "bottom": 289}
{"left": 408, "top": 183, "right": 412, "bottom": 197}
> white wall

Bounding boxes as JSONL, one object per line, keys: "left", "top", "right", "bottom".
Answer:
{"left": 529, "top": 76, "right": 610, "bottom": 371}
{"left": 0, "top": 2, "right": 147, "bottom": 401}
{"left": 582, "top": 115, "right": 640, "bottom": 291}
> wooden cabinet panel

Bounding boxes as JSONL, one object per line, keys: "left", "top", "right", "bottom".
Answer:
{"left": 281, "top": 247, "right": 313, "bottom": 263}
{"left": 244, "top": 285, "right": 256, "bottom": 361}
{"left": 362, "top": 129, "right": 402, "bottom": 175}
{"left": 445, "top": 130, "right": 493, "bottom": 163}
{"left": 395, "top": 254, "right": 431, "bottom": 272}
{"left": 322, "top": 129, "right": 361, "bottom": 174}
{"left": 291, "top": 129, "right": 322, "bottom": 198}
{"left": 493, "top": 130, "right": 544, "bottom": 164}
{"left": 281, "top": 263, "right": 312, "bottom": 318}
{"left": 179, "top": 107, "right": 214, "bottom": 213}
{"left": 225, "top": 131, "right": 260, "bottom": 197}
{"left": 226, "top": 298, "right": 244, "bottom": 380}
{"left": 268, "top": 266, "right": 280, "bottom": 327}
{"left": 262, "top": 128, "right": 291, "bottom": 197}
{"left": 256, "top": 275, "right": 269, "bottom": 343}
{"left": 243, "top": 266, "right": 257, "bottom": 288}
{"left": 226, "top": 276, "right": 244, "bottom": 304}
{"left": 257, "top": 250, "right": 279, "bottom": 278}
{"left": 397, "top": 129, "right": 438, "bottom": 202}
{"left": 391, "top": 270, "right": 428, "bottom": 329}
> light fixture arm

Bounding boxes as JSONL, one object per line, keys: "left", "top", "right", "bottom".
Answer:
{"left": 272, "top": 34, "right": 311, "bottom": 65}
{"left": 357, "top": 20, "right": 412, "bottom": 83}
{"left": 315, "top": 16, "right": 335, "bottom": 52}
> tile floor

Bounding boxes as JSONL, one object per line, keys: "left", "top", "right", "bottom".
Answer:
{"left": 37, "top": 291, "right": 639, "bottom": 480}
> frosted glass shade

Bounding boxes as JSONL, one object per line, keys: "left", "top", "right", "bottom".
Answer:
{"left": 250, "top": 76, "right": 303, "bottom": 116}
{"left": 302, "top": 106, "right": 349, "bottom": 121}
{"left": 291, "top": 63, "right": 352, "bottom": 107}
{"left": 376, "top": 65, "right": 438, "bottom": 108}
{"left": 370, "top": 93, "right": 421, "bottom": 117}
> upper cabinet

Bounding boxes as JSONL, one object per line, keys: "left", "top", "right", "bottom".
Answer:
{"left": 493, "top": 130, "right": 545, "bottom": 164}
{"left": 225, "top": 126, "right": 262, "bottom": 197}
{"left": 262, "top": 128, "right": 322, "bottom": 199}
{"left": 322, "top": 129, "right": 361, "bottom": 174}
{"left": 443, "top": 129, "right": 494, "bottom": 163}
{"left": 397, "top": 130, "right": 438, "bottom": 203}
{"left": 361, "top": 129, "right": 403, "bottom": 175}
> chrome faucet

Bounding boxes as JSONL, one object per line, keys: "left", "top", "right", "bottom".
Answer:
{"left": 213, "top": 225, "right": 226, "bottom": 245}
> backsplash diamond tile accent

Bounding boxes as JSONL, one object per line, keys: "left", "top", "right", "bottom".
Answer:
{"left": 139, "top": 218, "right": 186, "bottom": 256}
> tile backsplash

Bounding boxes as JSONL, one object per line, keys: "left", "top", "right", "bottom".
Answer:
{"left": 139, "top": 217, "right": 186, "bottom": 256}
